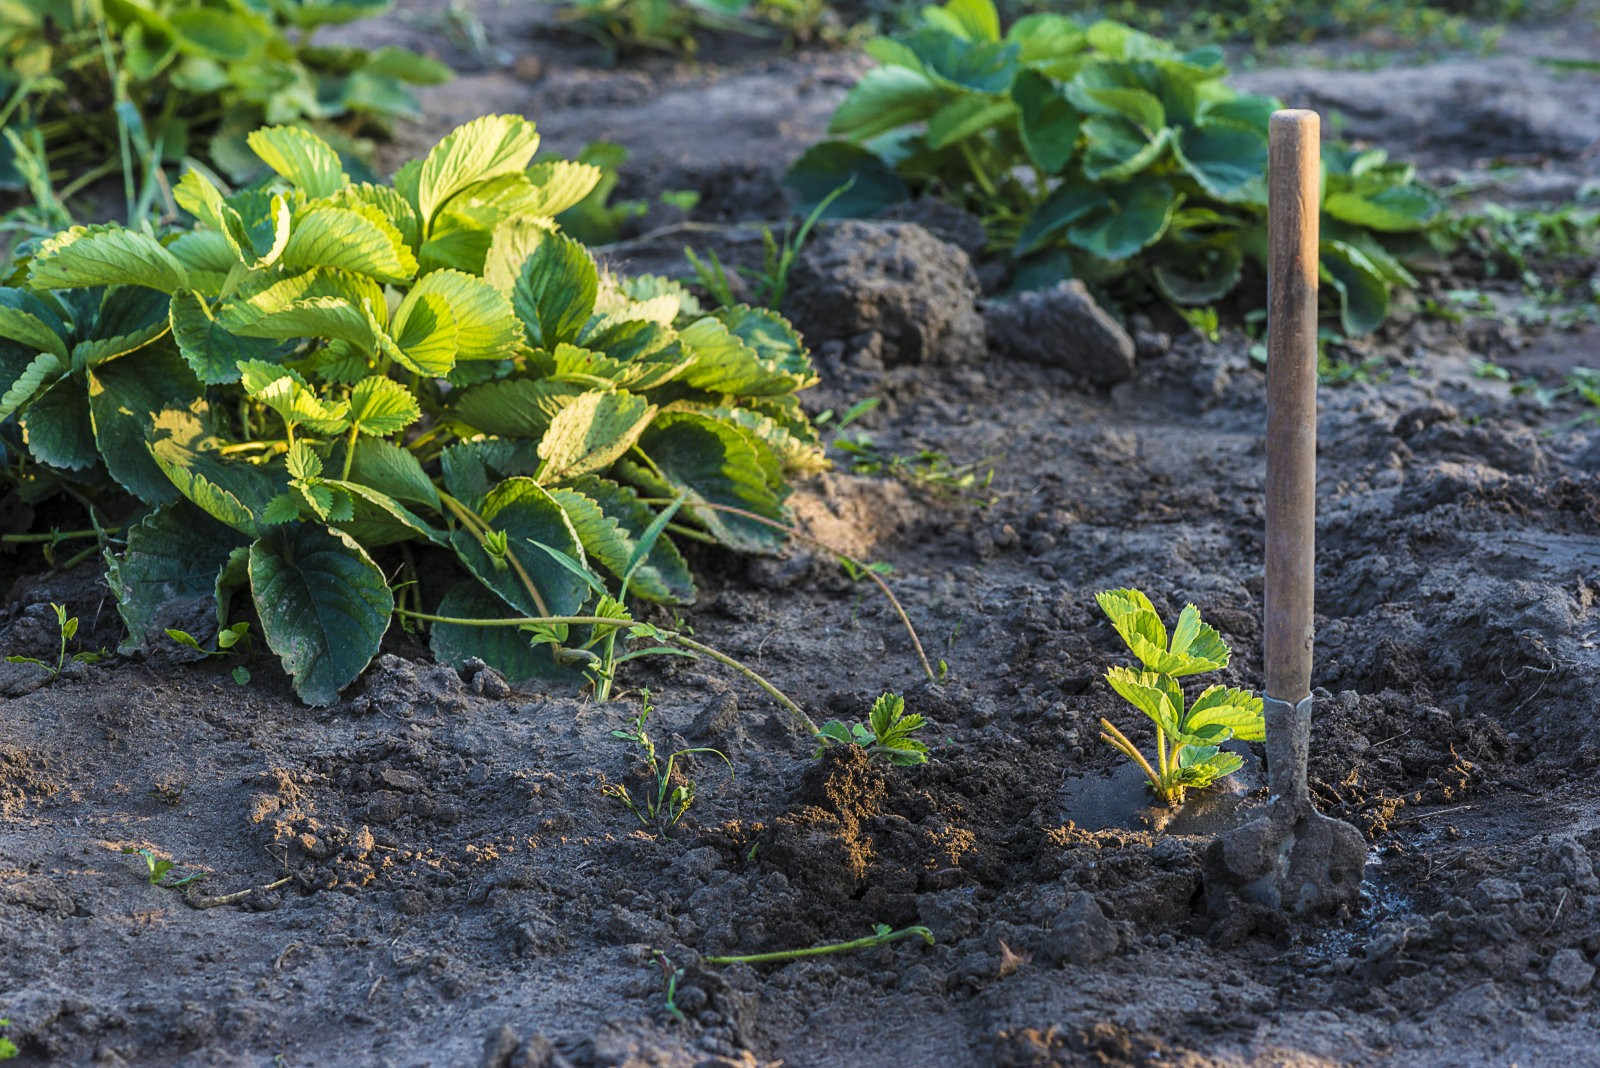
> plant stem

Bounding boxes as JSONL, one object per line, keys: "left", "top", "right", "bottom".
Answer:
{"left": 641, "top": 499, "right": 934, "bottom": 683}
{"left": 438, "top": 492, "right": 552, "bottom": 618}
{"left": 341, "top": 425, "right": 360, "bottom": 480}
{"left": 1098, "top": 718, "right": 1165, "bottom": 800}
{"left": 667, "top": 632, "right": 817, "bottom": 735}
{"left": 393, "top": 608, "right": 817, "bottom": 737}
{"left": 0, "top": 528, "right": 115, "bottom": 544}
{"left": 704, "top": 925, "right": 934, "bottom": 965}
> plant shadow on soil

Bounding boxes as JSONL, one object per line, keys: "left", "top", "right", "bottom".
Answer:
{"left": 4, "top": 3, "right": 1600, "bottom": 1065}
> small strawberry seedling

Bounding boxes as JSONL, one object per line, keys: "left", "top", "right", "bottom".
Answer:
{"left": 1095, "top": 589, "right": 1263, "bottom": 805}
{"left": 815, "top": 692, "right": 929, "bottom": 766}
{"left": 122, "top": 847, "right": 204, "bottom": 890}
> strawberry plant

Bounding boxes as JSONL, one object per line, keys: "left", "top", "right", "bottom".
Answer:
{"left": 0, "top": 0, "right": 451, "bottom": 195}
{"left": 2, "top": 114, "right": 826, "bottom": 706}
{"left": 814, "top": 691, "right": 928, "bottom": 765}
{"left": 787, "top": 0, "right": 1444, "bottom": 333}
{"left": 1095, "top": 588, "right": 1262, "bottom": 805}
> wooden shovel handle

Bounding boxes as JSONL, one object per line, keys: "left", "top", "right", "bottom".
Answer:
{"left": 1265, "top": 109, "right": 1319, "bottom": 703}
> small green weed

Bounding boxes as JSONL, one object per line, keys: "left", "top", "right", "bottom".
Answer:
{"left": 815, "top": 692, "right": 929, "bottom": 765}
{"left": 122, "top": 846, "right": 204, "bottom": 890}
{"left": 5, "top": 602, "right": 99, "bottom": 677}
{"left": 686, "top": 178, "right": 851, "bottom": 309}
{"left": 166, "top": 622, "right": 253, "bottom": 686}
{"left": 651, "top": 950, "right": 689, "bottom": 1024}
{"left": 602, "top": 691, "right": 734, "bottom": 831}
{"left": 1095, "top": 588, "right": 1263, "bottom": 806}
{"left": 833, "top": 434, "right": 995, "bottom": 502}
{"left": 0, "top": 1017, "right": 14, "bottom": 1061}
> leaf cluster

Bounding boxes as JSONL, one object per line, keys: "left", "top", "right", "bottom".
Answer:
{"left": 121, "top": 845, "right": 203, "bottom": 888}
{"left": 2, "top": 115, "right": 824, "bottom": 705}
{"left": 787, "top": 0, "right": 1445, "bottom": 333}
{"left": 815, "top": 691, "right": 929, "bottom": 765}
{"left": 1094, "top": 588, "right": 1262, "bottom": 805}
{"left": 0, "top": 0, "right": 451, "bottom": 193}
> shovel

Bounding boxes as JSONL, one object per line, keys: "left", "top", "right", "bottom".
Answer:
{"left": 1208, "top": 110, "right": 1366, "bottom": 916}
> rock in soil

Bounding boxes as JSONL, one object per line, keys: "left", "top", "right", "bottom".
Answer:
{"left": 982, "top": 280, "right": 1136, "bottom": 384}
{"left": 781, "top": 220, "right": 986, "bottom": 366}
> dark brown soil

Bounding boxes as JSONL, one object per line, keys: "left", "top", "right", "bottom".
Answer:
{"left": 4, "top": 3, "right": 1600, "bottom": 1065}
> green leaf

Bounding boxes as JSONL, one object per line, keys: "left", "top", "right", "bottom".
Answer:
{"left": 932, "top": 0, "right": 1001, "bottom": 41}
{"left": 107, "top": 501, "right": 247, "bottom": 653}
{"left": 345, "top": 436, "right": 439, "bottom": 510}
{"left": 482, "top": 217, "right": 551, "bottom": 295}
{"left": 1013, "top": 70, "right": 1080, "bottom": 174}
{"left": 1096, "top": 587, "right": 1166, "bottom": 654}
{"left": 169, "top": 290, "right": 290, "bottom": 384}
{"left": 553, "top": 477, "right": 695, "bottom": 604}
{"left": 827, "top": 66, "right": 946, "bottom": 141}
{"left": 1080, "top": 118, "right": 1170, "bottom": 182}
{"left": 28, "top": 225, "right": 189, "bottom": 294}
{"left": 901, "top": 27, "right": 1019, "bottom": 94}
{"left": 926, "top": 95, "right": 1017, "bottom": 149}
{"left": 281, "top": 205, "right": 417, "bottom": 284}
{"left": 537, "top": 390, "right": 656, "bottom": 483}
{"left": 170, "top": 8, "right": 257, "bottom": 60}
{"left": 512, "top": 232, "right": 598, "bottom": 349}
{"left": 1016, "top": 182, "right": 1103, "bottom": 255}
{"left": 87, "top": 347, "right": 203, "bottom": 504}
{"left": 219, "top": 269, "right": 380, "bottom": 350}
{"left": 1184, "top": 685, "right": 1264, "bottom": 741}
{"left": 1105, "top": 666, "right": 1180, "bottom": 738}
{"left": 69, "top": 286, "right": 172, "bottom": 369}
{"left": 521, "top": 160, "right": 605, "bottom": 217}
{"left": 450, "top": 477, "right": 590, "bottom": 618}
{"left": 0, "top": 290, "right": 68, "bottom": 361}
{"left": 147, "top": 407, "right": 281, "bottom": 535}
{"left": 1007, "top": 13, "right": 1087, "bottom": 73}
{"left": 428, "top": 581, "right": 571, "bottom": 684}
{"left": 247, "top": 125, "right": 349, "bottom": 198}
{"left": 624, "top": 411, "right": 786, "bottom": 552}
{"left": 406, "top": 268, "right": 520, "bottom": 363}
{"left": 449, "top": 377, "right": 586, "bottom": 438}
{"left": 1324, "top": 185, "right": 1441, "bottom": 233}
{"left": 785, "top": 142, "right": 907, "bottom": 219}
{"left": 1068, "top": 65, "right": 1165, "bottom": 129}
{"left": 348, "top": 376, "right": 420, "bottom": 436}
{"left": 249, "top": 524, "right": 393, "bottom": 706}
{"left": 1151, "top": 244, "right": 1244, "bottom": 304}
{"left": 1321, "top": 239, "right": 1389, "bottom": 336}
{"left": 416, "top": 114, "right": 542, "bottom": 228}
{"left": 22, "top": 376, "right": 96, "bottom": 470}
{"left": 1174, "top": 123, "right": 1267, "bottom": 203}
{"left": 1067, "top": 177, "right": 1174, "bottom": 260}
{"left": 0, "top": 351, "right": 63, "bottom": 420}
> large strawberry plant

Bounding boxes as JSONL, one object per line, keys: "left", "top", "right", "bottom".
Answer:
{"left": 1, "top": 115, "right": 824, "bottom": 705}
{"left": 787, "top": 0, "right": 1444, "bottom": 333}
{"left": 0, "top": 0, "right": 450, "bottom": 192}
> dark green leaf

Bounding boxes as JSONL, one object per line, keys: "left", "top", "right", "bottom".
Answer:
{"left": 106, "top": 501, "right": 247, "bottom": 653}
{"left": 87, "top": 347, "right": 202, "bottom": 504}
{"left": 785, "top": 142, "right": 907, "bottom": 219}
{"left": 249, "top": 524, "right": 393, "bottom": 706}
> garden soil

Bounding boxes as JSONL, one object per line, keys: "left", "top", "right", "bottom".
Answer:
{"left": 4, "top": 4, "right": 1600, "bottom": 1065}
